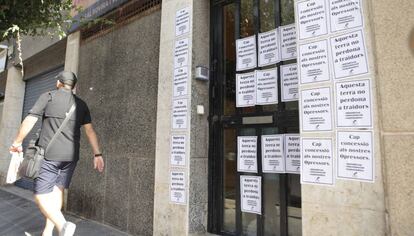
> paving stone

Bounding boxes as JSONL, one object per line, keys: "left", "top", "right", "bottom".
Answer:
{"left": 0, "top": 187, "right": 130, "bottom": 236}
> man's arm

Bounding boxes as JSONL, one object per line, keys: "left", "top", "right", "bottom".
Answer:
{"left": 10, "top": 92, "right": 49, "bottom": 153}
{"left": 84, "top": 123, "right": 104, "bottom": 172}
{"left": 9, "top": 115, "right": 39, "bottom": 152}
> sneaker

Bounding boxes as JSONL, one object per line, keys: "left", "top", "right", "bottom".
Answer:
{"left": 60, "top": 222, "right": 76, "bottom": 236}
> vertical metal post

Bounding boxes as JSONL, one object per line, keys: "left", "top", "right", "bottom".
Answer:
{"left": 235, "top": 1, "right": 242, "bottom": 234}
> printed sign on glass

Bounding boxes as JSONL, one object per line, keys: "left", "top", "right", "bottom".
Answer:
{"left": 301, "top": 138, "right": 334, "bottom": 185}
{"left": 337, "top": 131, "right": 374, "bottom": 182}
{"left": 236, "top": 72, "right": 256, "bottom": 107}
{"left": 170, "top": 171, "right": 186, "bottom": 204}
{"left": 173, "top": 67, "right": 188, "bottom": 97}
{"left": 296, "top": 0, "right": 328, "bottom": 40}
{"left": 336, "top": 79, "right": 373, "bottom": 128}
{"left": 261, "top": 135, "right": 284, "bottom": 173}
{"left": 170, "top": 135, "right": 186, "bottom": 166}
{"left": 258, "top": 29, "right": 281, "bottom": 66}
{"left": 236, "top": 36, "right": 257, "bottom": 71}
{"left": 175, "top": 7, "right": 190, "bottom": 37}
{"left": 329, "top": 0, "right": 363, "bottom": 33}
{"left": 285, "top": 134, "right": 301, "bottom": 174}
{"left": 330, "top": 30, "right": 369, "bottom": 79}
{"left": 256, "top": 69, "right": 278, "bottom": 105}
{"left": 237, "top": 136, "right": 258, "bottom": 173}
{"left": 280, "top": 24, "right": 297, "bottom": 61}
{"left": 174, "top": 38, "right": 189, "bottom": 69}
{"left": 299, "top": 39, "right": 330, "bottom": 84}
{"left": 300, "top": 87, "right": 333, "bottom": 132}
{"left": 240, "top": 175, "right": 262, "bottom": 215}
{"left": 172, "top": 98, "right": 188, "bottom": 130}
{"left": 281, "top": 63, "right": 299, "bottom": 102}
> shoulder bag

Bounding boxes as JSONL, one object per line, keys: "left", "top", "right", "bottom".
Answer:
{"left": 19, "top": 103, "right": 76, "bottom": 179}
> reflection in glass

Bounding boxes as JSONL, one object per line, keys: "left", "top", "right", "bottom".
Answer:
{"left": 223, "top": 128, "right": 237, "bottom": 232}
{"left": 223, "top": 4, "right": 237, "bottom": 116}
{"left": 242, "top": 212, "right": 257, "bottom": 236}
{"left": 260, "top": 0, "right": 276, "bottom": 32}
{"left": 262, "top": 105, "right": 278, "bottom": 112}
{"left": 281, "top": 0, "right": 297, "bottom": 111}
{"left": 287, "top": 174, "right": 302, "bottom": 236}
{"left": 240, "top": 0, "right": 256, "bottom": 114}
{"left": 240, "top": 128, "right": 256, "bottom": 136}
{"left": 240, "top": 0, "right": 255, "bottom": 38}
{"left": 264, "top": 174, "right": 281, "bottom": 236}
{"left": 285, "top": 101, "right": 298, "bottom": 110}
{"left": 259, "top": 0, "right": 278, "bottom": 113}
{"left": 262, "top": 127, "right": 278, "bottom": 135}
{"left": 262, "top": 128, "right": 281, "bottom": 236}
{"left": 281, "top": 0, "right": 295, "bottom": 26}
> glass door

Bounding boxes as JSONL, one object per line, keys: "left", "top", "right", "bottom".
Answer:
{"left": 209, "top": 0, "right": 301, "bottom": 235}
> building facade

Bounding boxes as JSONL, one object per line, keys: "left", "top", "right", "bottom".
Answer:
{"left": 0, "top": 0, "right": 413, "bottom": 235}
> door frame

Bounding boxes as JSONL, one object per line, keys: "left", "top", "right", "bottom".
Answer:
{"left": 208, "top": 0, "right": 300, "bottom": 235}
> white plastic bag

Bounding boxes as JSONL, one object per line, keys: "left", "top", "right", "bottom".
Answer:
{"left": 6, "top": 151, "right": 24, "bottom": 184}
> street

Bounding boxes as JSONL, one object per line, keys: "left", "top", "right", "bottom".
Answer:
{"left": 0, "top": 186, "right": 129, "bottom": 236}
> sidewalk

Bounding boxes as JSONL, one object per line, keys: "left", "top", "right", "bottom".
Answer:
{"left": 0, "top": 186, "right": 130, "bottom": 236}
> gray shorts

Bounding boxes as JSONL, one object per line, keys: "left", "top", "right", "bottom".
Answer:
{"left": 33, "top": 159, "right": 77, "bottom": 194}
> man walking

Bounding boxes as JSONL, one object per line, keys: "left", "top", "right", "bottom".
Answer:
{"left": 8, "top": 71, "right": 104, "bottom": 236}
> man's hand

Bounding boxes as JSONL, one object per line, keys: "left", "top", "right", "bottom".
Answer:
{"left": 9, "top": 143, "right": 23, "bottom": 153}
{"left": 84, "top": 123, "right": 104, "bottom": 173}
{"left": 9, "top": 115, "right": 38, "bottom": 154}
{"left": 93, "top": 156, "right": 104, "bottom": 172}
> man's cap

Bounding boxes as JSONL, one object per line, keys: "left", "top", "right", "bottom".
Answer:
{"left": 56, "top": 71, "right": 78, "bottom": 87}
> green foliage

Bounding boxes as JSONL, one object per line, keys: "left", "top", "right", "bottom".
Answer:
{"left": 0, "top": 0, "right": 75, "bottom": 41}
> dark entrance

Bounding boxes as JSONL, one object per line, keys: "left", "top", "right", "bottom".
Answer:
{"left": 16, "top": 66, "right": 63, "bottom": 190}
{"left": 208, "top": 0, "right": 301, "bottom": 235}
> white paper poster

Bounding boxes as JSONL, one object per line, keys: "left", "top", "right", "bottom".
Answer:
{"left": 285, "top": 134, "right": 301, "bottom": 174}
{"left": 240, "top": 175, "right": 262, "bottom": 215}
{"left": 281, "top": 63, "right": 299, "bottom": 102}
{"left": 173, "top": 67, "right": 188, "bottom": 97}
{"left": 329, "top": 0, "right": 363, "bottom": 33}
{"left": 170, "top": 135, "right": 186, "bottom": 166}
{"left": 258, "top": 29, "right": 280, "bottom": 66}
{"left": 280, "top": 24, "right": 297, "bottom": 61}
{"left": 237, "top": 136, "right": 258, "bottom": 173}
{"left": 261, "top": 135, "right": 284, "bottom": 173}
{"left": 301, "top": 87, "right": 333, "bottom": 132}
{"left": 236, "top": 36, "right": 257, "bottom": 71}
{"left": 175, "top": 7, "right": 190, "bottom": 37}
{"left": 236, "top": 72, "right": 256, "bottom": 107}
{"left": 296, "top": 0, "right": 328, "bottom": 40}
{"left": 336, "top": 79, "right": 372, "bottom": 128}
{"left": 301, "top": 138, "right": 334, "bottom": 185}
{"left": 172, "top": 98, "right": 188, "bottom": 130}
{"left": 256, "top": 69, "right": 278, "bottom": 105}
{"left": 299, "top": 40, "right": 330, "bottom": 84}
{"left": 330, "top": 30, "right": 369, "bottom": 79}
{"left": 174, "top": 38, "right": 189, "bottom": 69}
{"left": 337, "top": 131, "right": 374, "bottom": 182}
{"left": 170, "top": 171, "right": 186, "bottom": 204}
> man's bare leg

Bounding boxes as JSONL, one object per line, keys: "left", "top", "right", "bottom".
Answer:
{"left": 41, "top": 186, "right": 64, "bottom": 236}
{"left": 35, "top": 186, "right": 67, "bottom": 234}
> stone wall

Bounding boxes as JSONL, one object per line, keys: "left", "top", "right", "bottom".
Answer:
{"left": 370, "top": 0, "right": 414, "bottom": 235}
{"left": 0, "top": 67, "right": 24, "bottom": 184}
{"left": 153, "top": 0, "right": 210, "bottom": 235}
{"left": 67, "top": 11, "right": 161, "bottom": 236}
{"left": 299, "top": 0, "right": 387, "bottom": 235}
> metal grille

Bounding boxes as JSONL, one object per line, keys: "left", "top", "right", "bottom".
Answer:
{"left": 22, "top": 67, "right": 63, "bottom": 150}
{"left": 15, "top": 67, "right": 63, "bottom": 190}
{"left": 81, "top": 0, "right": 161, "bottom": 42}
